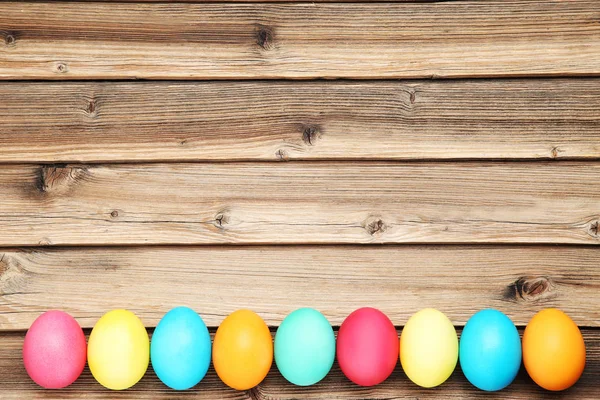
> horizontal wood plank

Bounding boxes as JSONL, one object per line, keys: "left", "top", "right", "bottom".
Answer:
{"left": 1, "top": 246, "right": 599, "bottom": 330}
{"left": 0, "top": 329, "right": 599, "bottom": 398}
{"left": 2, "top": 80, "right": 600, "bottom": 162}
{"left": 0, "top": 162, "right": 599, "bottom": 246}
{"left": 39, "top": 0, "right": 470, "bottom": 2}
{"left": 1, "top": 1, "right": 599, "bottom": 79}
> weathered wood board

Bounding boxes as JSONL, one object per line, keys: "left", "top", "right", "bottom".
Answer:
{"left": 1, "top": 163, "right": 599, "bottom": 246}
{"left": 1, "top": 80, "right": 600, "bottom": 162}
{"left": 1, "top": 246, "right": 599, "bottom": 330}
{"left": 1, "top": 330, "right": 599, "bottom": 399}
{"left": 2, "top": 1, "right": 600, "bottom": 79}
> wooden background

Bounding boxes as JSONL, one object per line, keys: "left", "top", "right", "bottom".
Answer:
{"left": 1, "top": 0, "right": 599, "bottom": 398}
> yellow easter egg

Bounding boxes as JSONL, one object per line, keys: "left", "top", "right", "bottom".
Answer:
{"left": 400, "top": 308, "right": 458, "bottom": 388}
{"left": 88, "top": 309, "right": 149, "bottom": 390}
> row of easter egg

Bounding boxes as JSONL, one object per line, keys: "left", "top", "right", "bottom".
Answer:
{"left": 23, "top": 307, "right": 585, "bottom": 392}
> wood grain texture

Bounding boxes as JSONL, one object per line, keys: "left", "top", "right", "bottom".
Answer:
{"left": 0, "top": 329, "right": 599, "bottom": 399}
{"left": 1, "top": 1, "right": 600, "bottom": 79}
{"left": 1, "top": 246, "right": 599, "bottom": 330}
{"left": 2, "top": 80, "right": 600, "bottom": 162}
{"left": 1, "top": 162, "right": 599, "bottom": 246}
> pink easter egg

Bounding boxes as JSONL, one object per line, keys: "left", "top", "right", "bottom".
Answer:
{"left": 23, "top": 310, "right": 87, "bottom": 389}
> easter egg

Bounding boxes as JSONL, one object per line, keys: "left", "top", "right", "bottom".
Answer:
{"left": 459, "top": 309, "right": 521, "bottom": 391}
{"left": 523, "top": 309, "right": 585, "bottom": 391}
{"left": 400, "top": 308, "right": 458, "bottom": 388}
{"left": 151, "top": 307, "right": 212, "bottom": 390}
{"left": 88, "top": 309, "right": 149, "bottom": 390}
{"left": 22, "top": 311, "right": 86, "bottom": 389}
{"left": 274, "top": 308, "right": 335, "bottom": 386}
{"left": 213, "top": 309, "right": 273, "bottom": 390}
{"left": 337, "top": 307, "right": 398, "bottom": 386}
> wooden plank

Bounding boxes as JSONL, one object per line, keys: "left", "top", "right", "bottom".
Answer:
{"left": 0, "top": 329, "right": 599, "bottom": 398}
{"left": 1, "top": 1, "right": 599, "bottom": 80}
{"left": 0, "top": 162, "right": 599, "bottom": 246}
{"left": 2, "top": 80, "right": 600, "bottom": 162}
{"left": 45, "top": 0, "right": 469, "bottom": 2}
{"left": 1, "top": 246, "right": 599, "bottom": 330}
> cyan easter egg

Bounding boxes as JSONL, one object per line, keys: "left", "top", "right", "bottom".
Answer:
{"left": 275, "top": 308, "right": 335, "bottom": 386}
{"left": 400, "top": 308, "right": 458, "bottom": 388}
{"left": 460, "top": 309, "right": 521, "bottom": 391}
{"left": 151, "top": 307, "right": 212, "bottom": 390}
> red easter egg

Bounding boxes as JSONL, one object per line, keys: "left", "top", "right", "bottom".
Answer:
{"left": 337, "top": 307, "right": 399, "bottom": 386}
{"left": 23, "top": 311, "right": 87, "bottom": 389}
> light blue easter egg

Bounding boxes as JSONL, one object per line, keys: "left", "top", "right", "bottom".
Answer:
{"left": 275, "top": 308, "right": 335, "bottom": 386}
{"left": 151, "top": 307, "right": 211, "bottom": 390}
{"left": 459, "top": 309, "right": 521, "bottom": 391}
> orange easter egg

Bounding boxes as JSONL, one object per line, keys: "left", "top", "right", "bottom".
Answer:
{"left": 213, "top": 309, "right": 273, "bottom": 390}
{"left": 523, "top": 309, "right": 585, "bottom": 391}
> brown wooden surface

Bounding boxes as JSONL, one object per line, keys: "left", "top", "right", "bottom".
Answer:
{"left": 1, "top": 162, "right": 599, "bottom": 246}
{"left": 1, "top": 329, "right": 599, "bottom": 399}
{"left": 2, "top": 1, "right": 600, "bottom": 80}
{"left": 1, "top": 0, "right": 599, "bottom": 397}
{"left": 2, "top": 80, "right": 600, "bottom": 162}
{"left": 2, "top": 246, "right": 600, "bottom": 330}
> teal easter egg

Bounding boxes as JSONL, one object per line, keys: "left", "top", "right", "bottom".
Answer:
{"left": 275, "top": 308, "right": 335, "bottom": 386}
{"left": 151, "top": 307, "right": 211, "bottom": 390}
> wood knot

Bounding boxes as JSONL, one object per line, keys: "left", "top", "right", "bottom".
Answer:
{"left": 55, "top": 62, "right": 68, "bottom": 74}
{"left": 589, "top": 220, "right": 599, "bottom": 237}
{"left": 246, "top": 386, "right": 264, "bottom": 400}
{"left": 504, "top": 276, "right": 555, "bottom": 303}
{"left": 302, "top": 124, "right": 321, "bottom": 146}
{"left": 0, "top": 254, "right": 33, "bottom": 294}
{"left": 38, "top": 238, "right": 53, "bottom": 246}
{"left": 4, "top": 32, "right": 16, "bottom": 46}
{"left": 550, "top": 146, "right": 564, "bottom": 159}
{"left": 364, "top": 216, "right": 387, "bottom": 236}
{"left": 275, "top": 149, "right": 288, "bottom": 161}
{"left": 86, "top": 98, "right": 97, "bottom": 117}
{"left": 35, "top": 164, "right": 89, "bottom": 196}
{"left": 214, "top": 210, "right": 230, "bottom": 229}
{"left": 110, "top": 210, "right": 119, "bottom": 218}
{"left": 0, "top": 254, "right": 7, "bottom": 276}
{"left": 255, "top": 24, "right": 275, "bottom": 50}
